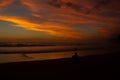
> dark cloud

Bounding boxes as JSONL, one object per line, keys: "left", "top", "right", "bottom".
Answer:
{"left": 1, "top": 0, "right": 31, "bottom": 17}
{"left": 109, "top": 26, "right": 120, "bottom": 42}
{"left": 48, "top": 0, "right": 63, "bottom": 8}
{"left": 85, "top": 0, "right": 112, "bottom": 14}
{"left": 90, "top": 0, "right": 111, "bottom": 10}
{"left": 48, "top": 0, "right": 83, "bottom": 12}
{"left": 65, "top": 2, "right": 82, "bottom": 11}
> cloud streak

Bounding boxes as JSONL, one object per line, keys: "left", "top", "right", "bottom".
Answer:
{"left": 0, "top": 15, "right": 89, "bottom": 39}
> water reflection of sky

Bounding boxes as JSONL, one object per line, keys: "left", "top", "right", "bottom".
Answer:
{"left": 0, "top": 44, "right": 120, "bottom": 63}
{"left": 0, "top": 44, "right": 119, "bottom": 63}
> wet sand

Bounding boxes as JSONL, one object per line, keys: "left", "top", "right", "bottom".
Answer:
{"left": 0, "top": 52, "right": 120, "bottom": 80}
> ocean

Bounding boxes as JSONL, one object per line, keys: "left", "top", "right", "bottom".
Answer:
{"left": 0, "top": 43, "right": 119, "bottom": 63}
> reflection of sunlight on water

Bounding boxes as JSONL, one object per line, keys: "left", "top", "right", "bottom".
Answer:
{"left": 0, "top": 47, "right": 119, "bottom": 63}
{"left": 0, "top": 54, "right": 27, "bottom": 63}
{"left": 28, "top": 52, "right": 74, "bottom": 60}
{"left": 0, "top": 51, "right": 78, "bottom": 63}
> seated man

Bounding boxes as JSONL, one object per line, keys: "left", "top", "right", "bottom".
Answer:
{"left": 72, "top": 52, "right": 79, "bottom": 63}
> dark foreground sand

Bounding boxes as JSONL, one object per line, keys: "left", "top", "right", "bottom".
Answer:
{"left": 0, "top": 53, "right": 120, "bottom": 80}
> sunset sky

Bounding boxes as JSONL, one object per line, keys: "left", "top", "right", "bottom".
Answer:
{"left": 0, "top": 0, "right": 120, "bottom": 43}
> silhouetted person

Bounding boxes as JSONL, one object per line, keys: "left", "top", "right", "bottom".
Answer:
{"left": 72, "top": 52, "right": 79, "bottom": 63}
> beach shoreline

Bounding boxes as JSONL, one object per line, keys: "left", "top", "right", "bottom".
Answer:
{"left": 0, "top": 52, "right": 119, "bottom": 80}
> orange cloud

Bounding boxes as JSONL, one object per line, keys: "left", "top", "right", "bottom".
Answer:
{"left": 0, "top": 0, "right": 14, "bottom": 11}
{"left": 0, "top": 0, "right": 14, "bottom": 7}
{"left": 21, "top": 0, "right": 119, "bottom": 23}
{"left": 52, "top": 13, "right": 96, "bottom": 24}
{"left": 21, "top": 0, "right": 46, "bottom": 12}
{"left": 98, "top": 28, "right": 111, "bottom": 37}
{"left": 0, "top": 15, "right": 89, "bottom": 39}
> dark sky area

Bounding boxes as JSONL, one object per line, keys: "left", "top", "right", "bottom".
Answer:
{"left": 0, "top": 0, "right": 120, "bottom": 43}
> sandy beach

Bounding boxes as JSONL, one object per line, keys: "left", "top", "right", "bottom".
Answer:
{"left": 0, "top": 52, "right": 120, "bottom": 80}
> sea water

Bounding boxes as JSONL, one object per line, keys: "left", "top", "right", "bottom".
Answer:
{"left": 0, "top": 44, "right": 119, "bottom": 63}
